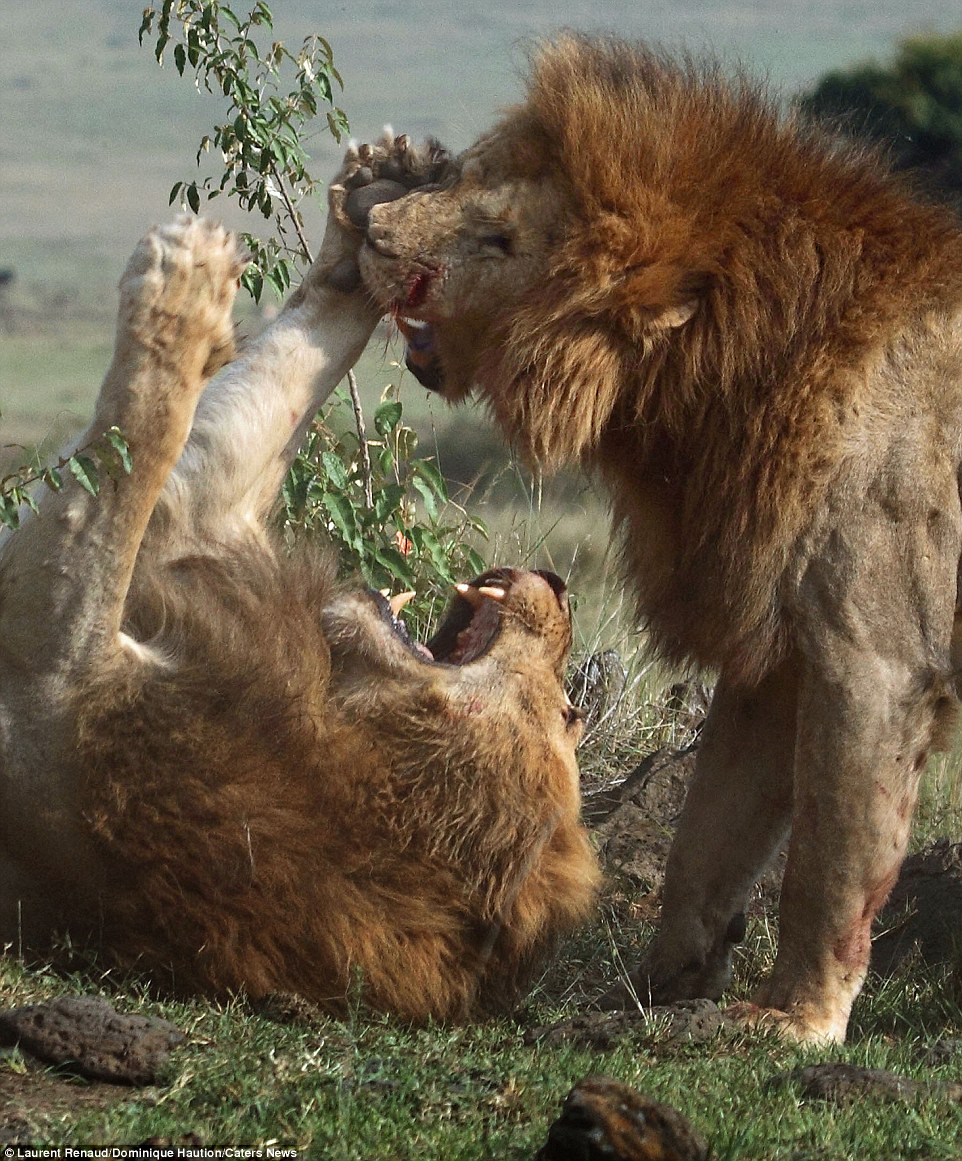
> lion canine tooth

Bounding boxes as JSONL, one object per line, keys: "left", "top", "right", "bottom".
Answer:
{"left": 456, "top": 582, "right": 507, "bottom": 606}
{"left": 389, "top": 590, "right": 416, "bottom": 615}
{"left": 478, "top": 585, "right": 507, "bottom": 602}
{"left": 455, "top": 582, "right": 482, "bottom": 607}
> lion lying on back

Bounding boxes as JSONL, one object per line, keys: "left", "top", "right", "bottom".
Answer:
{"left": 356, "top": 36, "right": 962, "bottom": 1042}
{"left": 0, "top": 136, "right": 599, "bottom": 1021}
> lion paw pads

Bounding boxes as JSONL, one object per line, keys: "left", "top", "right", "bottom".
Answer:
{"left": 332, "top": 130, "right": 451, "bottom": 232}
{"left": 120, "top": 217, "right": 246, "bottom": 344}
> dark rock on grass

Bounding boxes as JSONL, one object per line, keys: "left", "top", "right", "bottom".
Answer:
{"left": 525, "top": 999, "right": 729, "bottom": 1050}
{"left": 0, "top": 995, "right": 184, "bottom": 1085}
{"left": 772, "top": 1062, "right": 962, "bottom": 1104}
{"left": 872, "top": 839, "right": 962, "bottom": 975}
{"left": 536, "top": 1075, "right": 709, "bottom": 1161}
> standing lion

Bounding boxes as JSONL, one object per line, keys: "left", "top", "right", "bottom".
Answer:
{"left": 352, "top": 34, "right": 962, "bottom": 1043}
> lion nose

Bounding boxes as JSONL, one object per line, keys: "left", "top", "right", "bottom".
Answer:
{"left": 364, "top": 219, "right": 400, "bottom": 259}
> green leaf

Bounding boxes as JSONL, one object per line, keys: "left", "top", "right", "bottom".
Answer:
{"left": 373, "top": 545, "right": 416, "bottom": 586}
{"left": 41, "top": 466, "right": 63, "bottom": 492}
{"left": 464, "top": 547, "right": 487, "bottom": 575}
{"left": 374, "top": 400, "right": 403, "bottom": 437}
{"left": 0, "top": 492, "right": 21, "bottom": 530}
{"left": 413, "top": 458, "right": 449, "bottom": 504}
{"left": 411, "top": 475, "right": 439, "bottom": 523}
{"left": 103, "top": 428, "right": 133, "bottom": 474}
{"left": 322, "top": 492, "right": 360, "bottom": 549}
{"left": 373, "top": 483, "right": 405, "bottom": 523}
{"left": 67, "top": 455, "right": 100, "bottom": 496}
{"left": 186, "top": 182, "right": 201, "bottom": 213}
{"left": 320, "top": 450, "right": 349, "bottom": 490}
{"left": 138, "top": 7, "right": 155, "bottom": 46}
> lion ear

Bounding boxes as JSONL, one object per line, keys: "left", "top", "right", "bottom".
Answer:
{"left": 652, "top": 298, "right": 698, "bottom": 329}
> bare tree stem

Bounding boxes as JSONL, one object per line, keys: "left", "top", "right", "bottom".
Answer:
{"left": 347, "top": 369, "right": 374, "bottom": 509}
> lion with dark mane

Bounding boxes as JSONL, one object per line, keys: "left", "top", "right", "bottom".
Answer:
{"left": 356, "top": 35, "right": 962, "bottom": 1042}
{"left": 0, "top": 135, "right": 599, "bottom": 1021}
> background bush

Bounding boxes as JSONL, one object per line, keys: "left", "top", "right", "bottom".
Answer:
{"left": 799, "top": 33, "right": 962, "bottom": 205}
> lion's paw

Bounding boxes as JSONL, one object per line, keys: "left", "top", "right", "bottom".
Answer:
{"left": 329, "top": 129, "right": 452, "bottom": 234}
{"left": 309, "top": 131, "right": 451, "bottom": 295}
{"left": 119, "top": 217, "right": 246, "bottom": 371}
{"left": 722, "top": 1001, "right": 843, "bottom": 1046}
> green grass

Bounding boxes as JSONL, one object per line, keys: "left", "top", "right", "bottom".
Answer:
{"left": 4, "top": 912, "right": 962, "bottom": 1158}
{"left": 0, "top": 331, "right": 113, "bottom": 451}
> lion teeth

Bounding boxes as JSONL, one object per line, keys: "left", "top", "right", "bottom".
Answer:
{"left": 455, "top": 582, "right": 484, "bottom": 608}
{"left": 389, "top": 590, "right": 417, "bottom": 616}
{"left": 478, "top": 585, "right": 507, "bottom": 602}
{"left": 456, "top": 582, "right": 507, "bottom": 606}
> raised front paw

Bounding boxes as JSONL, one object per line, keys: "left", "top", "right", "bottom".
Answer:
{"left": 118, "top": 217, "right": 247, "bottom": 375}
{"left": 329, "top": 129, "right": 452, "bottom": 234}
{"left": 308, "top": 130, "right": 451, "bottom": 295}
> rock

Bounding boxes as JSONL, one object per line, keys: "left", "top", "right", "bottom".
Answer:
{"left": 525, "top": 999, "right": 729, "bottom": 1051}
{"left": 535, "top": 1075, "right": 709, "bottom": 1161}
{"left": 0, "top": 995, "right": 185, "bottom": 1086}
{"left": 771, "top": 1062, "right": 962, "bottom": 1105}
{"left": 872, "top": 839, "right": 962, "bottom": 975}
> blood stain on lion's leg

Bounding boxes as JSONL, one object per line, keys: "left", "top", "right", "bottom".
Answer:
{"left": 748, "top": 642, "right": 936, "bottom": 1044}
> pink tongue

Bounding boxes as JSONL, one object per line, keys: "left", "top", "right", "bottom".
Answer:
{"left": 415, "top": 643, "right": 434, "bottom": 660}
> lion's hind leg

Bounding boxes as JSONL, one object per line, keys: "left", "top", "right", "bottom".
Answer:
{"left": 0, "top": 217, "right": 245, "bottom": 672}
{"left": 599, "top": 661, "right": 798, "bottom": 1012}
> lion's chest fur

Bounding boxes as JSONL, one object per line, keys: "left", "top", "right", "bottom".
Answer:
{"left": 596, "top": 302, "right": 962, "bottom": 683}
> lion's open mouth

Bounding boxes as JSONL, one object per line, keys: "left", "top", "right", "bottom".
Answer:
{"left": 373, "top": 573, "right": 509, "bottom": 666}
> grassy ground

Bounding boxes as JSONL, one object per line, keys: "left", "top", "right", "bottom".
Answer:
{"left": 2, "top": 646, "right": 962, "bottom": 1158}
{"left": 4, "top": 903, "right": 962, "bottom": 1157}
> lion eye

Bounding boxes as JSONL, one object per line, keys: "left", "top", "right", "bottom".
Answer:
{"left": 479, "top": 232, "right": 514, "bottom": 256}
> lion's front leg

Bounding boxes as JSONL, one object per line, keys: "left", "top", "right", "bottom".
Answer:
{"left": 600, "top": 661, "right": 797, "bottom": 1010}
{"left": 0, "top": 219, "right": 243, "bottom": 945}
{"left": 156, "top": 131, "right": 449, "bottom": 550}
{"left": 0, "top": 217, "right": 244, "bottom": 670}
